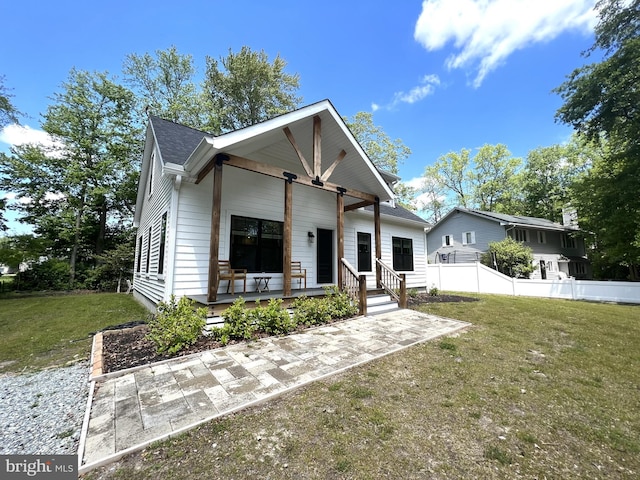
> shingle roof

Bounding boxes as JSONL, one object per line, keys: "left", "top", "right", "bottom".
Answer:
{"left": 364, "top": 203, "right": 430, "bottom": 225}
{"left": 460, "top": 208, "right": 573, "bottom": 231}
{"left": 149, "top": 115, "right": 209, "bottom": 165}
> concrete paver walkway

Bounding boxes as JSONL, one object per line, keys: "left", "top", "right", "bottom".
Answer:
{"left": 79, "top": 309, "right": 470, "bottom": 473}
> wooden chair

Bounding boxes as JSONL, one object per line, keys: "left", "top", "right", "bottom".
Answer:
{"left": 218, "top": 260, "right": 247, "bottom": 295}
{"left": 291, "top": 261, "right": 307, "bottom": 289}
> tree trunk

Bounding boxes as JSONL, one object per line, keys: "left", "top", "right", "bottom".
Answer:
{"left": 96, "top": 202, "right": 107, "bottom": 255}
{"left": 69, "top": 191, "right": 86, "bottom": 287}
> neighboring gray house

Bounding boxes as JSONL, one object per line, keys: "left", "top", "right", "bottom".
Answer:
{"left": 426, "top": 207, "right": 591, "bottom": 279}
{"left": 132, "top": 100, "right": 430, "bottom": 311}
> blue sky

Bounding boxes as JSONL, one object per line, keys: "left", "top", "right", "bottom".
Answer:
{"left": 1, "top": 0, "right": 599, "bottom": 229}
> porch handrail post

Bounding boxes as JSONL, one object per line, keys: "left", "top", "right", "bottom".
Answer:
{"left": 399, "top": 273, "right": 407, "bottom": 309}
{"left": 358, "top": 274, "right": 367, "bottom": 316}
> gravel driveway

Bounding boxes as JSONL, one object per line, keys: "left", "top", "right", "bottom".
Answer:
{"left": 0, "top": 362, "right": 90, "bottom": 455}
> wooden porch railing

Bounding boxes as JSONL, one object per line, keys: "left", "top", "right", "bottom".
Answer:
{"left": 340, "top": 258, "right": 367, "bottom": 316}
{"left": 376, "top": 259, "right": 407, "bottom": 309}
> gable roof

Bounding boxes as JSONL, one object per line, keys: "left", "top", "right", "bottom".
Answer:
{"left": 363, "top": 203, "right": 431, "bottom": 226}
{"left": 148, "top": 115, "right": 208, "bottom": 166}
{"left": 146, "top": 100, "right": 394, "bottom": 205}
{"left": 432, "top": 207, "right": 577, "bottom": 232}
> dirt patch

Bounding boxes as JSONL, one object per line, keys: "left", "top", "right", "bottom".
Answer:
{"left": 101, "top": 326, "right": 230, "bottom": 374}
{"left": 408, "top": 293, "right": 479, "bottom": 306}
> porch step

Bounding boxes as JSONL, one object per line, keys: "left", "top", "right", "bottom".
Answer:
{"left": 366, "top": 294, "right": 399, "bottom": 315}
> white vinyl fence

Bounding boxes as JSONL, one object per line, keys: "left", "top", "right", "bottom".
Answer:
{"left": 426, "top": 262, "right": 640, "bottom": 304}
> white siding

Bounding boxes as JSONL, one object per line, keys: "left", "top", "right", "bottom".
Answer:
{"left": 172, "top": 166, "right": 337, "bottom": 296}
{"left": 345, "top": 211, "right": 428, "bottom": 289}
{"left": 168, "top": 166, "right": 429, "bottom": 298}
{"left": 133, "top": 147, "right": 172, "bottom": 305}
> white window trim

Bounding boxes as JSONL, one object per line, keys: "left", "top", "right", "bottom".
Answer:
{"left": 514, "top": 228, "right": 530, "bottom": 243}
{"left": 148, "top": 152, "right": 155, "bottom": 198}
{"left": 462, "top": 231, "right": 476, "bottom": 245}
{"left": 442, "top": 234, "right": 454, "bottom": 247}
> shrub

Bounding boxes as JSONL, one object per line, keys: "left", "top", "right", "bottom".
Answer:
{"left": 252, "top": 298, "right": 296, "bottom": 335}
{"left": 293, "top": 286, "right": 358, "bottom": 326}
{"left": 481, "top": 237, "right": 535, "bottom": 278}
{"left": 146, "top": 295, "right": 207, "bottom": 355}
{"left": 14, "top": 259, "right": 71, "bottom": 291}
{"left": 428, "top": 285, "right": 439, "bottom": 297}
{"left": 217, "top": 298, "right": 256, "bottom": 343}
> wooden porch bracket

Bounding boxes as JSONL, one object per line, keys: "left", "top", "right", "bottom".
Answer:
{"left": 313, "top": 115, "right": 322, "bottom": 177}
{"left": 321, "top": 149, "right": 347, "bottom": 182}
{"left": 283, "top": 126, "right": 314, "bottom": 177}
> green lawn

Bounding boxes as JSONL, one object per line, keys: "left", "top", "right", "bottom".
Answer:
{"left": 83, "top": 294, "right": 640, "bottom": 479}
{"left": 0, "top": 292, "right": 148, "bottom": 373}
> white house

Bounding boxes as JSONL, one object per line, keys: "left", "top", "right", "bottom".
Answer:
{"left": 132, "top": 100, "right": 430, "bottom": 312}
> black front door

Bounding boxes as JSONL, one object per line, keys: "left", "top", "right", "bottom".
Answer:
{"left": 317, "top": 228, "right": 333, "bottom": 284}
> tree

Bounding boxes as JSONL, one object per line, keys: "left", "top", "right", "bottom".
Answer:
{"left": 471, "top": 144, "right": 521, "bottom": 212}
{"left": 0, "top": 69, "right": 141, "bottom": 286}
{"left": 344, "top": 112, "right": 411, "bottom": 175}
{"left": 0, "top": 234, "right": 47, "bottom": 271}
{"left": 555, "top": 0, "right": 640, "bottom": 279}
{"left": 203, "top": 47, "right": 302, "bottom": 133}
{"left": 481, "top": 237, "right": 535, "bottom": 278}
{"left": 424, "top": 148, "right": 472, "bottom": 208}
{"left": 0, "top": 75, "right": 21, "bottom": 127}
{"left": 123, "top": 46, "right": 205, "bottom": 128}
{"left": 519, "top": 137, "right": 593, "bottom": 222}
{"left": 424, "top": 144, "right": 521, "bottom": 213}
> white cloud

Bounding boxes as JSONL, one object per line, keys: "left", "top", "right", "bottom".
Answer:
{"left": 414, "top": 0, "right": 598, "bottom": 87}
{"left": 0, "top": 124, "right": 59, "bottom": 149}
{"left": 375, "top": 74, "right": 441, "bottom": 111}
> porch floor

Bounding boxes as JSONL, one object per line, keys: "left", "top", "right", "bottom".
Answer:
{"left": 189, "top": 288, "right": 328, "bottom": 315}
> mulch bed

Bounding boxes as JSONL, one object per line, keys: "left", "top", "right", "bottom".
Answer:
{"left": 101, "top": 293, "right": 478, "bottom": 374}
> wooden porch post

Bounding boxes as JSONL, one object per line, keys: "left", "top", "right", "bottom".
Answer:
{"left": 207, "top": 160, "right": 224, "bottom": 302}
{"left": 337, "top": 191, "right": 344, "bottom": 289}
{"left": 283, "top": 179, "right": 293, "bottom": 296}
{"left": 374, "top": 198, "right": 382, "bottom": 288}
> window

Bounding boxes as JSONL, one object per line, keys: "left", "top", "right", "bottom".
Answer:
{"left": 357, "top": 232, "right": 372, "bottom": 272}
{"left": 513, "top": 228, "right": 530, "bottom": 242}
{"left": 573, "top": 262, "right": 586, "bottom": 275}
{"left": 230, "top": 216, "right": 283, "bottom": 273}
{"left": 537, "top": 231, "right": 546, "bottom": 244}
{"left": 462, "top": 231, "right": 476, "bottom": 245}
{"left": 442, "top": 234, "right": 453, "bottom": 247}
{"left": 392, "top": 237, "right": 414, "bottom": 271}
{"left": 158, "top": 212, "right": 167, "bottom": 275}
{"left": 136, "top": 236, "right": 142, "bottom": 273}
{"left": 145, "top": 227, "right": 152, "bottom": 273}
{"left": 148, "top": 152, "right": 155, "bottom": 196}
{"left": 561, "top": 233, "right": 577, "bottom": 249}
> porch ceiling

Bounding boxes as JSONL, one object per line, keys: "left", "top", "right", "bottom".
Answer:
{"left": 185, "top": 101, "right": 394, "bottom": 204}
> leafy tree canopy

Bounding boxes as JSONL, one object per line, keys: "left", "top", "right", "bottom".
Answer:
{"left": 203, "top": 47, "right": 302, "bottom": 133}
{"left": 344, "top": 111, "right": 411, "bottom": 175}
{"left": 0, "top": 75, "right": 21, "bottom": 127}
